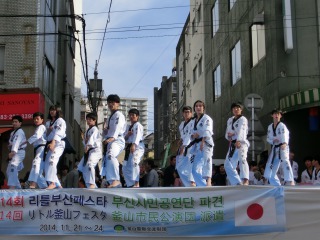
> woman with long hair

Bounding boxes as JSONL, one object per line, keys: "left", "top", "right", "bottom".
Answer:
{"left": 190, "top": 100, "right": 214, "bottom": 187}
{"left": 44, "top": 105, "right": 66, "bottom": 189}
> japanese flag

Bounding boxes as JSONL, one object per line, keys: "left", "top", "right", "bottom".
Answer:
{"left": 234, "top": 197, "right": 277, "bottom": 226}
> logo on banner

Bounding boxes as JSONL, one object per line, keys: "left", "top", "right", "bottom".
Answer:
{"left": 234, "top": 197, "right": 277, "bottom": 226}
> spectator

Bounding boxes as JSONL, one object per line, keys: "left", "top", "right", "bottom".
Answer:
{"left": 78, "top": 173, "right": 86, "bottom": 188}
{"left": 65, "top": 161, "right": 79, "bottom": 188}
{"left": 139, "top": 164, "right": 147, "bottom": 187}
{"left": 212, "top": 164, "right": 227, "bottom": 186}
{"left": 248, "top": 161, "right": 258, "bottom": 185}
{"left": 0, "top": 171, "right": 5, "bottom": 189}
{"left": 253, "top": 171, "right": 265, "bottom": 185}
{"left": 173, "top": 170, "right": 183, "bottom": 187}
{"left": 163, "top": 155, "right": 176, "bottom": 187}
{"left": 119, "top": 164, "right": 126, "bottom": 187}
{"left": 258, "top": 162, "right": 267, "bottom": 185}
{"left": 312, "top": 155, "right": 320, "bottom": 185}
{"left": 60, "top": 165, "right": 69, "bottom": 188}
{"left": 300, "top": 156, "right": 313, "bottom": 185}
{"left": 144, "top": 159, "right": 159, "bottom": 187}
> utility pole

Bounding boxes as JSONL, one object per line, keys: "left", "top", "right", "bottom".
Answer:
{"left": 93, "top": 60, "right": 98, "bottom": 114}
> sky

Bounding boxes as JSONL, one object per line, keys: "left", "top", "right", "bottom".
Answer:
{"left": 79, "top": 0, "right": 190, "bottom": 134}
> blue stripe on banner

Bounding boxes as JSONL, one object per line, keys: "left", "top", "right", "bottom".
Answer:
{"left": 0, "top": 187, "right": 286, "bottom": 236}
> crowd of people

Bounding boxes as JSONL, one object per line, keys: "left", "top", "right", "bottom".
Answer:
{"left": 2, "top": 95, "right": 320, "bottom": 189}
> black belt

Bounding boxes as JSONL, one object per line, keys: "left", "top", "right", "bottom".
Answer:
{"left": 103, "top": 137, "right": 112, "bottom": 156}
{"left": 34, "top": 144, "right": 46, "bottom": 157}
{"left": 43, "top": 141, "right": 52, "bottom": 161}
{"left": 124, "top": 143, "right": 132, "bottom": 161}
{"left": 228, "top": 140, "right": 237, "bottom": 159}
{"left": 270, "top": 143, "right": 285, "bottom": 168}
{"left": 83, "top": 147, "right": 95, "bottom": 166}
{"left": 183, "top": 137, "right": 203, "bottom": 156}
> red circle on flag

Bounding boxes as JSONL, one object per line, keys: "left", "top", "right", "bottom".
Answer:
{"left": 247, "top": 203, "right": 263, "bottom": 220}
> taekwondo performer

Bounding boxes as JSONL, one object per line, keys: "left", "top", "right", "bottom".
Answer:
{"left": 27, "top": 112, "right": 48, "bottom": 189}
{"left": 6, "top": 115, "right": 27, "bottom": 189}
{"left": 176, "top": 106, "right": 195, "bottom": 187}
{"left": 311, "top": 156, "right": 320, "bottom": 185}
{"left": 78, "top": 112, "right": 102, "bottom": 188}
{"left": 44, "top": 105, "right": 66, "bottom": 189}
{"left": 101, "top": 94, "right": 126, "bottom": 188}
{"left": 264, "top": 108, "right": 294, "bottom": 186}
{"left": 190, "top": 100, "right": 214, "bottom": 187}
{"left": 122, "top": 108, "right": 145, "bottom": 188}
{"left": 224, "top": 102, "right": 250, "bottom": 185}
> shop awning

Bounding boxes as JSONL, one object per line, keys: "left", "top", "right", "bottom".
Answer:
{"left": 0, "top": 127, "right": 12, "bottom": 134}
{"left": 280, "top": 88, "right": 320, "bottom": 112}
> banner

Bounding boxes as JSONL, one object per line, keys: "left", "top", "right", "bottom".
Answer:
{"left": 0, "top": 92, "right": 45, "bottom": 122}
{"left": 0, "top": 186, "right": 285, "bottom": 236}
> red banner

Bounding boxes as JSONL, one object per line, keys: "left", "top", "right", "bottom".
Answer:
{"left": 0, "top": 93, "right": 45, "bottom": 122}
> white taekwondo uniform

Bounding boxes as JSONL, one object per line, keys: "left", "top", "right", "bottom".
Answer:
{"left": 44, "top": 117, "right": 66, "bottom": 186}
{"left": 122, "top": 121, "right": 145, "bottom": 187}
{"left": 101, "top": 110, "right": 126, "bottom": 185}
{"left": 264, "top": 122, "right": 294, "bottom": 186}
{"left": 191, "top": 114, "right": 214, "bottom": 187}
{"left": 78, "top": 125, "right": 102, "bottom": 188}
{"left": 224, "top": 115, "right": 250, "bottom": 185}
{"left": 27, "top": 124, "right": 47, "bottom": 188}
{"left": 7, "top": 128, "right": 27, "bottom": 188}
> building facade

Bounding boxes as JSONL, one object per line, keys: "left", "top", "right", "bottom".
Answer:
{"left": 175, "top": 0, "right": 320, "bottom": 166}
{"left": 0, "top": 0, "right": 81, "bottom": 176}
{"left": 154, "top": 74, "right": 178, "bottom": 167}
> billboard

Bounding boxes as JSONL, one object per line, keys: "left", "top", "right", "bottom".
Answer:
{"left": 0, "top": 93, "right": 45, "bottom": 122}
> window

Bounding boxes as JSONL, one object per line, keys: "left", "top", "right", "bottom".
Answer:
{"left": 46, "top": 0, "right": 55, "bottom": 15}
{"left": 196, "top": 4, "right": 201, "bottom": 25}
{"left": 69, "top": 97, "right": 74, "bottom": 125}
{"left": 231, "top": 41, "right": 241, "bottom": 85}
{"left": 198, "top": 57, "right": 203, "bottom": 77}
{"left": 193, "top": 65, "right": 198, "bottom": 84}
{"left": 251, "top": 24, "right": 266, "bottom": 66}
{"left": 212, "top": 0, "right": 219, "bottom": 37}
{"left": 192, "top": 19, "right": 196, "bottom": 35}
{"left": 213, "top": 65, "right": 221, "bottom": 101}
{"left": 0, "top": 46, "right": 4, "bottom": 83}
{"left": 68, "top": 26, "right": 75, "bottom": 55}
{"left": 229, "top": 0, "right": 237, "bottom": 10}
{"left": 172, "top": 82, "right": 177, "bottom": 93}
{"left": 44, "top": 59, "right": 55, "bottom": 101}
{"left": 58, "top": 32, "right": 62, "bottom": 55}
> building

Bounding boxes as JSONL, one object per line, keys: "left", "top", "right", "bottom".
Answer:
{"left": 175, "top": 0, "right": 320, "bottom": 166}
{"left": 154, "top": 73, "right": 178, "bottom": 167}
{"left": 144, "top": 132, "right": 155, "bottom": 159}
{"left": 0, "top": 0, "right": 81, "bottom": 176}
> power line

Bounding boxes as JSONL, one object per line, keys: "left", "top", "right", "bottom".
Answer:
{"left": 81, "top": 5, "right": 189, "bottom": 15}
{"left": 96, "top": 0, "right": 113, "bottom": 67}
{"left": 124, "top": 35, "right": 178, "bottom": 97}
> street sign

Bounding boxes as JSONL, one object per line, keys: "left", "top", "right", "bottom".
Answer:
{"left": 244, "top": 93, "right": 263, "bottom": 111}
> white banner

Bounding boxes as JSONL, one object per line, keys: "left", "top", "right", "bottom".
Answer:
{"left": 0, "top": 186, "right": 285, "bottom": 237}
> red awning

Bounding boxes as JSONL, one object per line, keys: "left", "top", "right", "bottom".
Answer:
{"left": 0, "top": 127, "right": 12, "bottom": 134}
